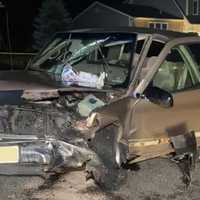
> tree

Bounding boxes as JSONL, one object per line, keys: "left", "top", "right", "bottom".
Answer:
{"left": 33, "top": 0, "right": 72, "bottom": 50}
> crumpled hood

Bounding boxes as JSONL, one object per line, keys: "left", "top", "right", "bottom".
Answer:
{"left": 0, "top": 70, "right": 114, "bottom": 93}
{"left": 0, "top": 70, "right": 61, "bottom": 91}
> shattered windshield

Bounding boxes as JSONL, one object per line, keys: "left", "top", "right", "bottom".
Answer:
{"left": 31, "top": 32, "right": 136, "bottom": 89}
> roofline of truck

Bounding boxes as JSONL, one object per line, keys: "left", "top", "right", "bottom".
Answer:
{"left": 56, "top": 27, "right": 198, "bottom": 42}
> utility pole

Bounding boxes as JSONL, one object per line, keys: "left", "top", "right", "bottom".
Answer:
{"left": 0, "top": 1, "right": 4, "bottom": 8}
{"left": 0, "top": 1, "right": 4, "bottom": 49}
{"left": 0, "top": 1, "right": 13, "bottom": 68}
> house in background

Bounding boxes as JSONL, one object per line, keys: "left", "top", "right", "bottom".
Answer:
{"left": 125, "top": 0, "right": 183, "bottom": 18}
{"left": 125, "top": 3, "right": 184, "bottom": 32}
{"left": 72, "top": 2, "right": 134, "bottom": 28}
{"left": 126, "top": 0, "right": 200, "bottom": 19}
{"left": 175, "top": 0, "right": 200, "bottom": 32}
{"left": 72, "top": 1, "right": 185, "bottom": 32}
{"left": 126, "top": 0, "right": 200, "bottom": 33}
{"left": 72, "top": 1, "right": 200, "bottom": 35}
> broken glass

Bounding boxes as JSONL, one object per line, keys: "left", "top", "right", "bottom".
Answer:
{"left": 30, "top": 33, "right": 137, "bottom": 88}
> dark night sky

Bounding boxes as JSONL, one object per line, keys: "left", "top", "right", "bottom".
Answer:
{"left": 1, "top": 0, "right": 124, "bottom": 51}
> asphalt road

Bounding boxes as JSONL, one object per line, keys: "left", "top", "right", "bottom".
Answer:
{"left": 0, "top": 158, "right": 200, "bottom": 200}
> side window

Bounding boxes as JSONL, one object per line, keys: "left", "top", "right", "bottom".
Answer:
{"left": 152, "top": 48, "right": 193, "bottom": 93}
{"left": 135, "top": 40, "right": 165, "bottom": 57}
{"left": 187, "top": 44, "right": 200, "bottom": 69}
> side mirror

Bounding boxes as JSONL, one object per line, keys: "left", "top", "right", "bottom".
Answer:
{"left": 144, "top": 86, "right": 173, "bottom": 108}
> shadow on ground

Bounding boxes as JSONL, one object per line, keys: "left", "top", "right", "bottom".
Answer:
{"left": 1, "top": 158, "right": 200, "bottom": 200}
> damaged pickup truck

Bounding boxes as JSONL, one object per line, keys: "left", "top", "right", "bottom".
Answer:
{"left": 0, "top": 27, "right": 200, "bottom": 187}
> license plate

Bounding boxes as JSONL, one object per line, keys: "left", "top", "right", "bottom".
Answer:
{"left": 0, "top": 146, "right": 19, "bottom": 163}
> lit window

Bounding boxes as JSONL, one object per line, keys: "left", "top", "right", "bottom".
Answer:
{"left": 155, "top": 23, "right": 161, "bottom": 29}
{"left": 162, "top": 24, "right": 168, "bottom": 30}
{"left": 149, "top": 23, "right": 155, "bottom": 29}
{"left": 148, "top": 23, "right": 168, "bottom": 30}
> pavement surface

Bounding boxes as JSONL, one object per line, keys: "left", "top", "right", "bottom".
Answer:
{"left": 0, "top": 158, "right": 200, "bottom": 200}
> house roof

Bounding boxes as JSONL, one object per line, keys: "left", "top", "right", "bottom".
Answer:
{"left": 173, "top": 0, "right": 200, "bottom": 24}
{"left": 113, "top": 3, "right": 183, "bottom": 19}
{"left": 72, "top": 1, "right": 133, "bottom": 23}
{"left": 125, "top": 0, "right": 184, "bottom": 19}
{"left": 125, "top": 0, "right": 200, "bottom": 24}
{"left": 73, "top": 1, "right": 184, "bottom": 24}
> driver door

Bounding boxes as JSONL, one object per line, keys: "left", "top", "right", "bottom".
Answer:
{"left": 133, "top": 45, "right": 200, "bottom": 139}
